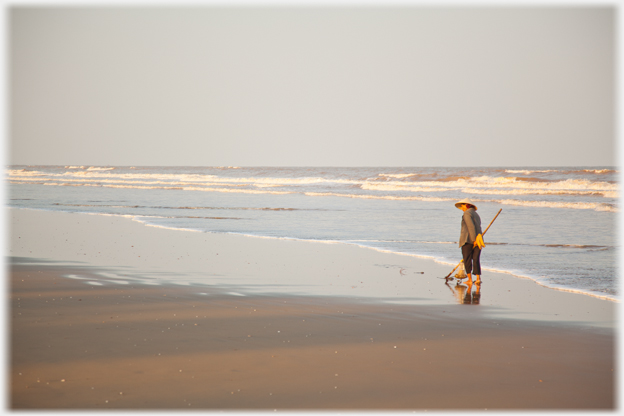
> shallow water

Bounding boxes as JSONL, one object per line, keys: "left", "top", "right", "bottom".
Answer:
{"left": 8, "top": 165, "right": 617, "bottom": 299}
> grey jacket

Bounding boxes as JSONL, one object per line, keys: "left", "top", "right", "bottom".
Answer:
{"left": 459, "top": 208, "right": 482, "bottom": 247}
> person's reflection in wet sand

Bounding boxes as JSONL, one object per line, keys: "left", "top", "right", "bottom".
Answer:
{"left": 445, "top": 279, "right": 482, "bottom": 305}
{"left": 472, "top": 283, "right": 481, "bottom": 304}
{"left": 462, "top": 285, "right": 472, "bottom": 304}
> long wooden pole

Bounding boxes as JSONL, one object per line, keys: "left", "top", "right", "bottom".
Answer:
{"left": 444, "top": 208, "right": 502, "bottom": 280}
{"left": 481, "top": 208, "right": 503, "bottom": 236}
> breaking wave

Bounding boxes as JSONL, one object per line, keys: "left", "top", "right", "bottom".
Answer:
{"left": 7, "top": 167, "right": 618, "bottom": 212}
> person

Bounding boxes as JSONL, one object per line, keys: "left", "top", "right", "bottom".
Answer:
{"left": 455, "top": 198, "right": 485, "bottom": 285}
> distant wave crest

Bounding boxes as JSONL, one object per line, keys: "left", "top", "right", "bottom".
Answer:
{"left": 7, "top": 168, "right": 618, "bottom": 212}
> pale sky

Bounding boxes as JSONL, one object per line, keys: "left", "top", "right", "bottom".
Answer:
{"left": 9, "top": 5, "right": 616, "bottom": 167}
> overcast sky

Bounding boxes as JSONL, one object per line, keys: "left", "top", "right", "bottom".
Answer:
{"left": 9, "top": 5, "right": 615, "bottom": 167}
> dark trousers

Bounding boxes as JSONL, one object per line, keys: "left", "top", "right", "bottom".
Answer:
{"left": 462, "top": 243, "right": 481, "bottom": 275}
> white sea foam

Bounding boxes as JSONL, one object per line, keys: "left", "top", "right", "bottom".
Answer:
{"left": 8, "top": 172, "right": 618, "bottom": 211}
{"left": 506, "top": 168, "right": 617, "bottom": 175}
{"left": 8, "top": 169, "right": 47, "bottom": 176}
{"left": 586, "top": 169, "right": 616, "bottom": 174}
{"left": 9, "top": 175, "right": 248, "bottom": 188}
{"left": 463, "top": 264, "right": 618, "bottom": 302}
{"left": 9, "top": 170, "right": 616, "bottom": 194}
{"left": 505, "top": 169, "right": 558, "bottom": 174}
{"left": 8, "top": 169, "right": 362, "bottom": 188}
{"left": 492, "top": 198, "right": 616, "bottom": 212}
{"left": 464, "top": 176, "right": 616, "bottom": 191}
{"left": 133, "top": 220, "right": 204, "bottom": 232}
{"left": 377, "top": 173, "right": 419, "bottom": 179}
{"left": 64, "top": 274, "right": 89, "bottom": 280}
{"left": 463, "top": 187, "right": 618, "bottom": 198}
{"left": 87, "top": 166, "right": 115, "bottom": 171}
{"left": 362, "top": 176, "right": 617, "bottom": 193}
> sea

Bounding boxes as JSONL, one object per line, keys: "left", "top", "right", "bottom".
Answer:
{"left": 7, "top": 165, "right": 618, "bottom": 301}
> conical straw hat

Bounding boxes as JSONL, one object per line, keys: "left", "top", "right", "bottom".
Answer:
{"left": 455, "top": 198, "right": 477, "bottom": 210}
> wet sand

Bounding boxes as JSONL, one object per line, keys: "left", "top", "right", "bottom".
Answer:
{"left": 9, "top": 209, "right": 616, "bottom": 409}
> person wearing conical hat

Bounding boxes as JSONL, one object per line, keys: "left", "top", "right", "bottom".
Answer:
{"left": 455, "top": 198, "right": 485, "bottom": 285}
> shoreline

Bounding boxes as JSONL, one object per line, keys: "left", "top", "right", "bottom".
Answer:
{"left": 17, "top": 207, "right": 621, "bottom": 303}
{"left": 216, "top": 233, "right": 619, "bottom": 302}
{"left": 8, "top": 208, "right": 617, "bottom": 409}
{"left": 8, "top": 208, "right": 617, "bottom": 328}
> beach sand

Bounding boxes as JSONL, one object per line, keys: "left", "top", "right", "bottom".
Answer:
{"left": 9, "top": 209, "right": 616, "bottom": 410}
